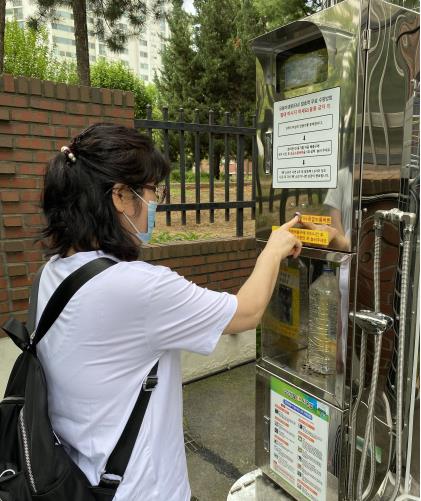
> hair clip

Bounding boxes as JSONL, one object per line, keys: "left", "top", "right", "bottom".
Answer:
{"left": 60, "top": 146, "right": 77, "bottom": 163}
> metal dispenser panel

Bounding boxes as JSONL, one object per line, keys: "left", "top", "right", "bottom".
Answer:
{"left": 258, "top": 248, "right": 353, "bottom": 409}
{"left": 255, "top": 366, "right": 349, "bottom": 501}
{"left": 253, "top": 0, "right": 420, "bottom": 499}
{"left": 253, "top": 0, "right": 368, "bottom": 252}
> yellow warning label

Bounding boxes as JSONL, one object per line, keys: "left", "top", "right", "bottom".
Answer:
{"left": 290, "top": 228, "right": 329, "bottom": 245}
{"left": 272, "top": 226, "right": 329, "bottom": 246}
{"left": 300, "top": 214, "right": 332, "bottom": 225}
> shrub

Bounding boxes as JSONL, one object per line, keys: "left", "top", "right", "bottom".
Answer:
{"left": 4, "top": 19, "right": 77, "bottom": 83}
{"left": 91, "top": 58, "right": 156, "bottom": 118}
{"left": 3, "top": 21, "right": 155, "bottom": 117}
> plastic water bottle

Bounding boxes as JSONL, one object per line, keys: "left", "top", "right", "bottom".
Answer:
{"left": 308, "top": 264, "right": 338, "bottom": 374}
{"left": 298, "top": 258, "right": 308, "bottom": 343}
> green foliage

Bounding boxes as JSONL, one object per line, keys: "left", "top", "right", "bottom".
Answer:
{"left": 169, "top": 169, "right": 232, "bottom": 183}
{"left": 4, "top": 20, "right": 156, "bottom": 118}
{"left": 52, "top": 60, "right": 79, "bottom": 85}
{"left": 192, "top": 0, "right": 263, "bottom": 118}
{"left": 150, "top": 230, "right": 213, "bottom": 243}
{"left": 30, "top": 0, "right": 165, "bottom": 56}
{"left": 4, "top": 19, "right": 77, "bottom": 83}
{"left": 29, "top": 0, "right": 165, "bottom": 85}
{"left": 155, "top": 0, "right": 196, "bottom": 115}
{"left": 156, "top": 0, "right": 322, "bottom": 121}
{"left": 253, "top": 0, "right": 320, "bottom": 30}
{"left": 87, "top": 0, "right": 165, "bottom": 53}
{"left": 170, "top": 169, "right": 217, "bottom": 183}
{"left": 157, "top": 0, "right": 264, "bottom": 122}
{"left": 156, "top": 0, "right": 263, "bottom": 173}
{"left": 90, "top": 58, "right": 155, "bottom": 118}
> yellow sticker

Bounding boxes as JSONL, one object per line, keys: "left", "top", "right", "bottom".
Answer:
{"left": 300, "top": 214, "right": 332, "bottom": 225}
{"left": 272, "top": 226, "right": 329, "bottom": 246}
{"left": 290, "top": 228, "right": 329, "bottom": 245}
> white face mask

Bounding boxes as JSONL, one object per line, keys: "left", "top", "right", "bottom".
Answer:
{"left": 123, "top": 189, "right": 158, "bottom": 243}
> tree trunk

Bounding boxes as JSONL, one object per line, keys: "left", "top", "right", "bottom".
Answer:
{"left": 72, "top": 0, "right": 90, "bottom": 86}
{"left": 0, "top": 0, "right": 6, "bottom": 73}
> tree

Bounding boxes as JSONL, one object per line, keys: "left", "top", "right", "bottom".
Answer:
{"left": 157, "top": 0, "right": 264, "bottom": 118}
{"left": 158, "top": 0, "right": 322, "bottom": 120}
{"left": 156, "top": 0, "right": 196, "bottom": 115}
{"left": 156, "top": 0, "right": 264, "bottom": 175}
{"left": 253, "top": 0, "right": 322, "bottom": 30}
{"left": 29, "top": 0, "right": 167, "bottom": 86}
{"left": 190, "top": 0, "right": 264, "bottom": 120}
{"left": 3, "top": 21, "right": 155, "bottom": 117}
{"left": 72, "top": 0, "right": 89, "bottom": 85}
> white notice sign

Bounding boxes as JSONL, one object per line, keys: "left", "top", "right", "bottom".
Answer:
{"left": 272, "top": 87, "right": 340, "bottom": 189}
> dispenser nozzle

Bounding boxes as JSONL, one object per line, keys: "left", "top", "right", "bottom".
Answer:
{"left": 349, "top": 310, "right": 393, "bottom": 336}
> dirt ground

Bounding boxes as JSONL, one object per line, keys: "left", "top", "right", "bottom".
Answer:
{"left": 152, "top": 182, "right": 255, "bottom": 242}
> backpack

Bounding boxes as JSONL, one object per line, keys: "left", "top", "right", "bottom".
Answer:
{"left": 0, "top": 257, "right": 159, "bottom": 501}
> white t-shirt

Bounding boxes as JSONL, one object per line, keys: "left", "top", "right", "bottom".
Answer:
{"left": 36, "top": 251, "right": 237, "bottom": 501}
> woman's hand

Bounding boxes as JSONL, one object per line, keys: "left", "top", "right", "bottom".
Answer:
{"left": 265, "top": 216, "right": 302, "bottom": 261}
{"left": 223, "top": 215, "right": 303, "bottom": 335}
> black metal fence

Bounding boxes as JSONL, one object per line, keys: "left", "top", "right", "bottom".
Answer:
{"left": 134, "top": 106, "right": 257, "bottom": 237}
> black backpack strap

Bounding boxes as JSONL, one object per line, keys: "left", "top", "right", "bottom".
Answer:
{"left": 27, "top": 264, "right": 45, "bottom": 334}
{"left": 99, "top": 360, "right": 159, "bottom": 487}
{"left": 2, "top": 265, "right": 45, "bottom": 350}
{"left": 32, "top": 257, "right": 116, "bottom": 348}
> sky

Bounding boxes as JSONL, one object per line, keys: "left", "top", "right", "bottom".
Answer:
{"left": 183, "top": 0, "right": 196, "bottom": 14}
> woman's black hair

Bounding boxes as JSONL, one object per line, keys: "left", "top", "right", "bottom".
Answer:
{"left": 41, "top": 123, "right": 170, "bottom": 261}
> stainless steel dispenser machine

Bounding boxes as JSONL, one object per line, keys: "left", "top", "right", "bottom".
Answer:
{"left": 252, "top": 1, "right": 419, "bottom": 500}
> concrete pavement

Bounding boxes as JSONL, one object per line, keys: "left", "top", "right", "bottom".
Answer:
{"left": 183, "top": 362, "right": 257, "bottom": 501}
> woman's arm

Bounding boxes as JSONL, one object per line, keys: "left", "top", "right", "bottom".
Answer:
{"left": 223, "top": 217, "right": 301, "bottom": 335}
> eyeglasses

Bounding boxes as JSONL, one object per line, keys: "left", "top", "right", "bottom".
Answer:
{"left": 140, "top": 184, "right": 167, "bottom": 204}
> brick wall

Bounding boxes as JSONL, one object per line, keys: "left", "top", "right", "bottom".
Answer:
{"left": 0, "top": 74, "right": 135, "bottom": 328}
{"left": 0, "top": 74, "right": 258, "bottom": 333}
{"left": 140, "top": 237, "right": 257, "bottom": 293}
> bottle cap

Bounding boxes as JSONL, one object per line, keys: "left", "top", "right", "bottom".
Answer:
{"left": 322, "top": 263, "right": 334, "bottom": 273}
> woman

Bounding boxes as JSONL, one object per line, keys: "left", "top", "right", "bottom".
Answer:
{"left": 38, "top": 123, "right": 301, "bottom": 501}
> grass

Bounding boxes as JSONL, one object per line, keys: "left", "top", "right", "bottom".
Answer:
{"left": 170, "top": 170, "right": 213, "bottom": 183}
{"left": 169, "top": 170, "right": 253, "bottom": 184}
{"left": 150, "top": 230, "right": 214, "bottom": 244}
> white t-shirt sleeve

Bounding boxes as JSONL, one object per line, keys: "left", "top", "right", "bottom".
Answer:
{"left": 323, "top": 185, "right": 341, "bottom": 211}
{"left": 145, "top": 266, "right": 238, "bottom": 356}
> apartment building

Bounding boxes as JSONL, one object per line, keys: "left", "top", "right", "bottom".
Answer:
{"left": 6, "top": 0, "right": 168, "bottom": 82}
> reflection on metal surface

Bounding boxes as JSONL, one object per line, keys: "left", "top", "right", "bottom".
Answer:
{"left": 350, "top": 310, "right": 394, "bottom": 334}
{"left": 228, "top": 468, "right": 295, "bottom": 500}
{"left": 259, "top": 250, "right": 352, "bottom": 409}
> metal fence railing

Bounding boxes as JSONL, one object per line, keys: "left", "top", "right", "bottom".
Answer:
{"left": 135, "top": 106, "right": 257, "bottom": 237}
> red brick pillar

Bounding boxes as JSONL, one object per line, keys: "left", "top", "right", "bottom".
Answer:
{"left": 0, "top": 74, "right": 134, "bottom": 327}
